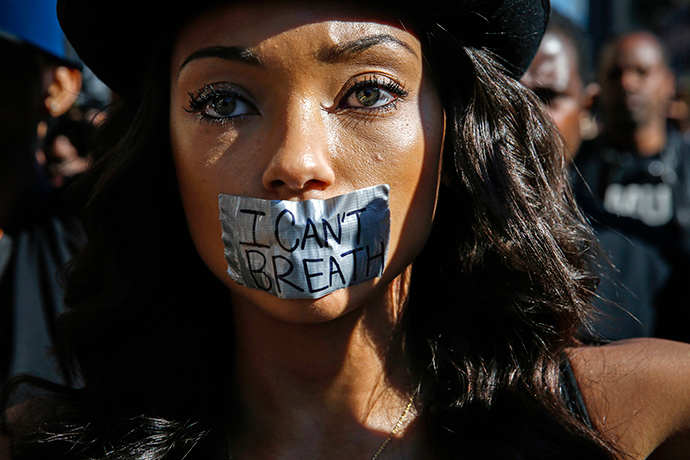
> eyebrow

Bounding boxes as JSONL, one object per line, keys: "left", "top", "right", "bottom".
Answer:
{"left": 316, "top": 34, "right": 417, "bottom": 62}
{"left": 179, "top": 45, "right": 263, "bottom": 73}
{"left": 177, "top": 33, "right": 416, "bottom": 75}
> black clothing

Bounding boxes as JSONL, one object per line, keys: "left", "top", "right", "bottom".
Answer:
{"left": 0, "top": 181, "right": 82, "bottom": 390}
{"left": 560, "top": 356, "right": 592, "bottom": 428}
{"left": 575, "top": 131, "right": 690, "bottom": 249}
{"left": 585, "top": 228, "right": 670, "bottom": 340}
{"left": 573, "top": 130, "right": 690, "bottom": 342}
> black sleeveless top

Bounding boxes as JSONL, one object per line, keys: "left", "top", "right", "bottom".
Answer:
{"left": 560, "top": 357, "right": 593, "bottom": 428}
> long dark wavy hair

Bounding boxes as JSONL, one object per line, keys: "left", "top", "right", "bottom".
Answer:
{"left": 1, "top": 12, "right": 617, "bottom": 460}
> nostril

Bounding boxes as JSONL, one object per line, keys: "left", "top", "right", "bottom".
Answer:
{"left": 305, "top": 179, "right": 329, "bottom": 191}
{"left": 269, "top": 179, "right": 286, "bottom": 189}
{"left": 267, "top": 178, "right": 329, "bottom": 193}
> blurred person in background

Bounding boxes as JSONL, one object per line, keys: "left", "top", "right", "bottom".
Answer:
{"left": 523, "top": 13, "right": 673, "bottom": 342}
{"left": 37, "top": 42, "right": 110, "bottom": 192}
{"left": 521, "top": 10, "right": 600, "bottom": 163}
{"left": 574, "top": 30, "right": 690, "bottom": 343}
{"left": 0, "top": 0, "right": 84, "bottom": 389}
{"left": 41, "top": 113, "right": 93, "bottom": 190}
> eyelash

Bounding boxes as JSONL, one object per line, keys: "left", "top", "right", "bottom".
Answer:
{"left": 185, "top": 83, "right": 257, "bottom": 125}
{"left": 337, "top": 75, "right": 409, "bottom": 114}
{"left": 184, "top": 74, "right": 409, "bottom": 125}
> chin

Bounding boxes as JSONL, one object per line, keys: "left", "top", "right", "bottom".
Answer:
{"left": 226, "top": 274, "right": 398, "bottom": 325}
{"left": 228, "top": 280, "right": 360, "bottom": 324}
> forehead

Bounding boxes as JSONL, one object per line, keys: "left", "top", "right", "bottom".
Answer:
{"left": 171, "top": 1, "right": 421, "bottom": 69}
{"left": 608, "top": 34, "right": 666, "bottom": 69}
{"left": 523, "top": 32, "right": 579, "bottom": 92}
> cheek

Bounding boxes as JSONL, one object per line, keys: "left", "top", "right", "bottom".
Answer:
{"left": 168, "top": 84, "right": 445, "bottom": 293}
{"left": 383, "top": 93, "right": 445, "bottom": 271}
{"left": 170, "top": 118, "right": 233, "bottom": 282}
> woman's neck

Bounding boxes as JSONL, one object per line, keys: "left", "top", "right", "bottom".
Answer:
{"left": 228, "top": 273, "right": 422, "bottom": 460}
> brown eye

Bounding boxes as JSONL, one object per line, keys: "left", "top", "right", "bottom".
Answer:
{"left": 187, "top": 83, "right": 258, "bottom": 123}
{"left": 210, "top": 96, "right": 238, "bottom": 117}
{"left": 344, "top": 85, "right": 395, "bottom": 109}
{"left": 338, "top": 74, "right": 408, "bottom": 111}
{"left": 356, "top": 87, "right": 384, "bottom": 107}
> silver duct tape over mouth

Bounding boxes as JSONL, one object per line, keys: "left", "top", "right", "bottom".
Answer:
{"left": 219, "top": 184, "right": 391, "bottom": 299}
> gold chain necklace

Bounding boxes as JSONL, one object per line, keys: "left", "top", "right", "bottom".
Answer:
{"left": 370, "top": 391, "right": 417, "bottom": 460}
{"left": 225, "top": 391, "right": 417, "bottom": 460}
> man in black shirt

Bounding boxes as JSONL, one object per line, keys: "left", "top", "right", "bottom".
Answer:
{"left": 523, "top": 15, "right": 672, "bottom": 341}
{"left": 574, "top": 31, "right": 690, "bottom": 342}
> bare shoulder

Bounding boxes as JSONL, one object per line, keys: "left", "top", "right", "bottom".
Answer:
{"left": 567, "top": 338, "right": 690, "bottom": 459}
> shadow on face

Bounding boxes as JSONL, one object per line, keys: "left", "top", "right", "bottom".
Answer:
{"left": 167, "top": 1, "right": 446, "bottom": 324}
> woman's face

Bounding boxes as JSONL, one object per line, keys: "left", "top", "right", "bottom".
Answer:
{"left": 169, "top": 1, "right": 445, "bottom": 323}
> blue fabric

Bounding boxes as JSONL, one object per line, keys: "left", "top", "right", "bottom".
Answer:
{"left": 0, "top": 182, "right": 83, "bottom": 390}
{"left": 0, "top": 0, "right": 65, "bottom": 60}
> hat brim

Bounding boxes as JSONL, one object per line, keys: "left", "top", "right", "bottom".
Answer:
{"left": 57, "top": 0, "right": 549, "bottom": 96}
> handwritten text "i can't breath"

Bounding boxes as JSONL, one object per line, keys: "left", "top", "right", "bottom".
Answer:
{"left": 238, "top": 206, "right": 386, "bottom": 296}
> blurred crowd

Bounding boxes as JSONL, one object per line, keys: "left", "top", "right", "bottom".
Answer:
{"left": 522, "top": 8, "right": 690, "bottom": 343}
{"left": 2, "top": 0, "right": 690, "bottom": 391}
{"left": 0, "top": 0, "right": 109, "bottom": 389}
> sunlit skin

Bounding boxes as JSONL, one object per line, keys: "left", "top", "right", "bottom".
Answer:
{"left": 1, "top": 4, "right": 690, "bottom": 460}
{"left": 170, "top": 3, "right": 444, "bottom": 323}
{"left": 599, "top": 32, "right": 675, "bottom": 156}
{"left": 169, "top": 2, "right": 443, "bottom": 458}
{"left": 521, "top": 31, "right": 598, "bottom": 161}
{"left": 164, "top": 6, "right": 690, "bottom": 460}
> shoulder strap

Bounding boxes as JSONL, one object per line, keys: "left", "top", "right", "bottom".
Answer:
{"left": 559, "top": 356, "right": 594, "bottom": 429}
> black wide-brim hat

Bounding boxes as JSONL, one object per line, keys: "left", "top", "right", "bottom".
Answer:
{"left": 57, "top": 0, "right": 549, "bottom": 97}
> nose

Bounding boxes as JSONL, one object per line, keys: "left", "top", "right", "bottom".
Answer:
{"left": 262, "top": 102, "right": 335, "bottom": 197}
